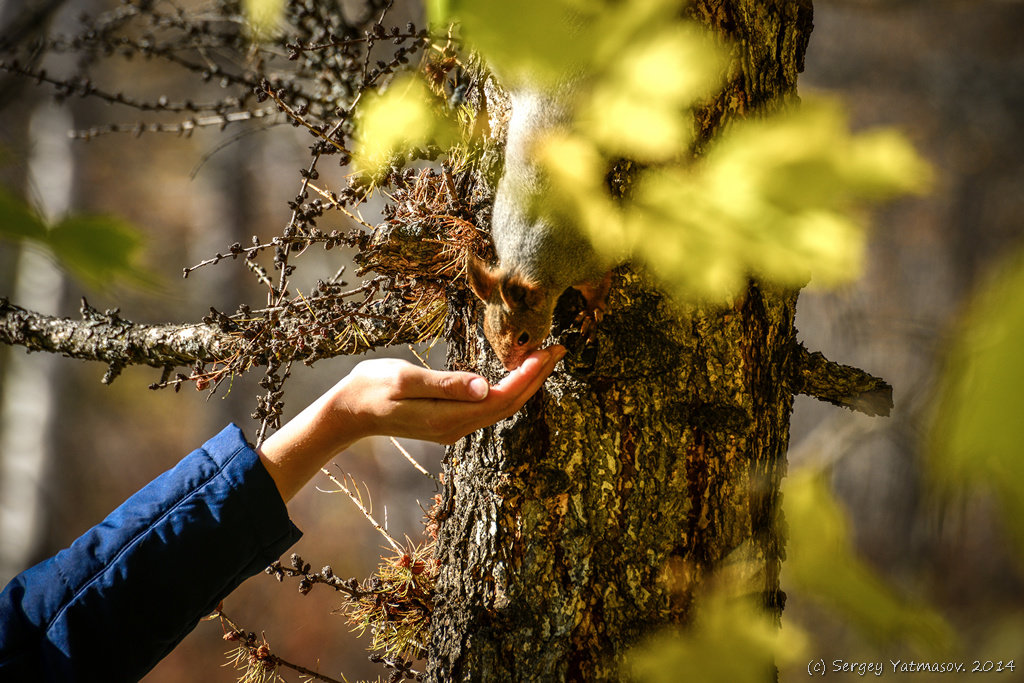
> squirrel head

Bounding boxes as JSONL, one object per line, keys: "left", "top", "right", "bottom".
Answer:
{"left": 467, "top": 255, "right": 554, "bottom": 370}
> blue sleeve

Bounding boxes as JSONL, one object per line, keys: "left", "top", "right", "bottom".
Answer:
{"left": 0, "top": 424, "right": 303, "bottom": 682}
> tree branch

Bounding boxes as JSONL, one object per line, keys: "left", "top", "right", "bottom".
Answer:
{"left": 0, "top": 295, "right": 424, "bottom": 379}
{"left": 0, "top": 297, "right": 239, "bottom": 371}
{"left": 790, "top": 342, "right": 894, "bottom": 417}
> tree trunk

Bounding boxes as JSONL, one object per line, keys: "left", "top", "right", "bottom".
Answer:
{"left": 0, "top": 105, "right": 70, "bottom": 583}
{"left": 427, "top": 1, "right": 815, "bottom": 680}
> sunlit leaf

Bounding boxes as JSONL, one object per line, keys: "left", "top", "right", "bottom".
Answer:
{"left": 783, "top": 472, "right": 952, "bottom": 653}
{"left": 535, "top": 132, "right": 631, "bottom": 256}
{"left": 426, "top": 0, "right": 450, "bottom": 24}
{"left": 556, "top": 98, "right": 929, "bottom": 300}
{"left": 710, "top": 99, "right": 931, "bottom": 214}
{"left": 243, "top": 0, "right": 285, "bottom": 39}
{"left": 438, "top": 0, "right": 590, "bottom": 86}
{"left": 628, "top": 595, "right": 806, "bottom": 683}
{"left": 48, "top": 214, "right": 157, "bottom": 290}
{"left": 845, "top": 128, "right": 933, "bottom": 199}
{"left": 354, "top": 75, "right": 455, "bottom": 175}
{"left": 930, "top": 251, "right": 1024, "bottom": 554}
{"left": 426, "top": 0, "right": 929, "bottom": 303}
{"left": 0, "top": 187, "right": 47, "bottom": 242}
{"left": 583, "top": 85, "right": 689, "bottom": 159}
{"left": 580, "top": 24, "right": 726, "bottom": 159}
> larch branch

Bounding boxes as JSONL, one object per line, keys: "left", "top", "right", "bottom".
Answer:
{"left": 0, "top": 295, "right": 424, "bottom": 377}
{"left": 0, "top": 297, "right": 239, "bottom": 370}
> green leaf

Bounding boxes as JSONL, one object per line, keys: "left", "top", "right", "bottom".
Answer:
{"left": 428, "top": 2, "right": 930, "bottom": 301}
{"left": 426, "top": 0, "right": 451, "bottom": 25}
{"left": 47, "top": 214, "right": 157, "bottom": 290}
{"left": 930, "top": 251, "right": 1024, "bottom": 555}
{"left": 354, "top": 75, "right": 456, "bottom": 175}
{"left": 783, "top": 472, "right": 952, "bottom": 653}
{"left": 243, "top": 0, "right": 285, "bottom": 40}
{"left": 442, "top": 0, "right": 590, "bottom": 86}
{"left": 0, "top": 187, "right": 47, "bottom": 243}
{"left": 628, "top": 595, "right": 806, "bottom": 683}
{"left": 580, "top": 23, "right": 726, "bottom": 160}
{"left": 0, "top": 187, "right": 155, "bottom": 291}
{"left": 538, "top": 97, "right": 930, "bottom": 300}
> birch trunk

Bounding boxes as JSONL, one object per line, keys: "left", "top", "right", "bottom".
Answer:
{"left": 0, "top": 104, "right": 71, "bottom": 583}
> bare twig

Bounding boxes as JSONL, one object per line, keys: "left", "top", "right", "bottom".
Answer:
{"left": 390, "top": 437, "right": 436, "bottom": 481}
{"left": 212, "top": 608, "right": 347, "bottom": 683}
{"left": 319, "top": 466, "right": 403, "bottom": 552}
{"left": 265, "top": 552, "right": 369, "bottom": 600}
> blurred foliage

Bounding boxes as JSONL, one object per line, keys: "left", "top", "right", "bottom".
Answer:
{"left": 930, "top": 250, "right": 1024, "bottom": 557}
{"left": 541, "top": 98, "right": 930, "bottom": 297}
{"left": 0, "top": 186, "right": 155, "bottom": 291}
{"left": 358, "top": 0, "right": 931, "bottom": 300}
{"left": 430, "top": 0, "right": 585, "bottom": 86}
{"left": 783, "top": 471, "right": 953, "bottom": 654}
{"left": 355, "top": 2, "right": 941, "bottom": 675}
{"left": 627, "top": 594, "right": 806, "bottom": 683}
{"left": 243, "top": 0, "right": 286, "bottom": 40}
{"left": 620, "top": 101, "right": 931, "bottom": 296}
{"left": 354, "top": 75, "right": 459, "bottom": 177}
{"left": 624, "top": 472, "right": 954, "bottom": 682}
{"left": 0, "top": 186, "right": 46, "bottom": 242}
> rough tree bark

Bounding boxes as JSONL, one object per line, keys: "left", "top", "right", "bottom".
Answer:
{"left": 426, "top": 2, "right": 879, "bottom": 681}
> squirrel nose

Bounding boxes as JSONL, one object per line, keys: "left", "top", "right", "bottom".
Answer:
{"left": 500, "top": 351, "right": 525, "bottom": 371}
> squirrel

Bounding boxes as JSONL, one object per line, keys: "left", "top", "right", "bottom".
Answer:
{"left": 467, "top": 87, "right": 612, "bottom": 371}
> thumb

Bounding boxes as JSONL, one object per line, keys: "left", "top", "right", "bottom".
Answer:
{"left": 404, "top": 367, "right": 490, "bottom": 401}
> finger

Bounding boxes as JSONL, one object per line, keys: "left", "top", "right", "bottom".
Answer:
{"left": 493, "top": 348, "right": 561, "bottom": 405}
{"left": 492, "top": 345, "right": 564, "bottom": 398}
{"left": 397, "top": 365, "right": 490, "bottom": 401}
{"left": 395, "top": 345, "right": 564, "bottom": 444}
{"left": 464, "top": 345, "right": 564, "bottom": 424}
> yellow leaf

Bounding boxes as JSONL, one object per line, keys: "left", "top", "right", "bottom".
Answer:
{"left": 445, "top": 0, "right": 588, "bottom": 86}
{"left": 354, "top": 76, "right": 451, "bottom": 174}
{"left": 243, "top": 0, "right": 285, "bottom": 40}
{"left": 783, "top": 472, "right": 952, "bottom": 653}
{"left": 628, "top": 594, "right": 807, "bottom": 683}
{"left": 930, "top": 250, "right": 1024, "bottom": 554}
{"left": 582, "top": 85, "right": 688, "bottom": 159}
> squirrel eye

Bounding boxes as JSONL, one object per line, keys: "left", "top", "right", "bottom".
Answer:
{"left": 516, "top": 331, "right": 530, "bottom": 346}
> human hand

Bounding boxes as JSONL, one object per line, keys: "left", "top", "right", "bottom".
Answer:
{"left": 257, "top": 345, "right": 564, "bottom": 501}
{"left": 329, "top": 345, "right": 566, "bottom": 445}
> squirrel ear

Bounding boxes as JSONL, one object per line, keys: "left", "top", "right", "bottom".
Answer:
{"left": 500, "top": 273, "right": 544, "bottom": 311}
{"left": 466, "top": 255, "right": 497, "bottom": 301}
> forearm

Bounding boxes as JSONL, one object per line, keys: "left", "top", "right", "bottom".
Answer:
{"left": 0, "top": 425, "right": 301, "bottom": 681}
{"left": 256, "top": 379, "right": 363, "bottom": 502}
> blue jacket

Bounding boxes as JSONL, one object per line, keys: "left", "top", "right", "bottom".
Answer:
{"left": 0, "top": 424, "right": 303, "bottom": 681}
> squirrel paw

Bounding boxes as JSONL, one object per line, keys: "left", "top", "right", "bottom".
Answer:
{"left": 574, "top": 307, "right": 603, "bottom": 342}
{"left": 571, "top": 271, "right": 612, "bottom": 342}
